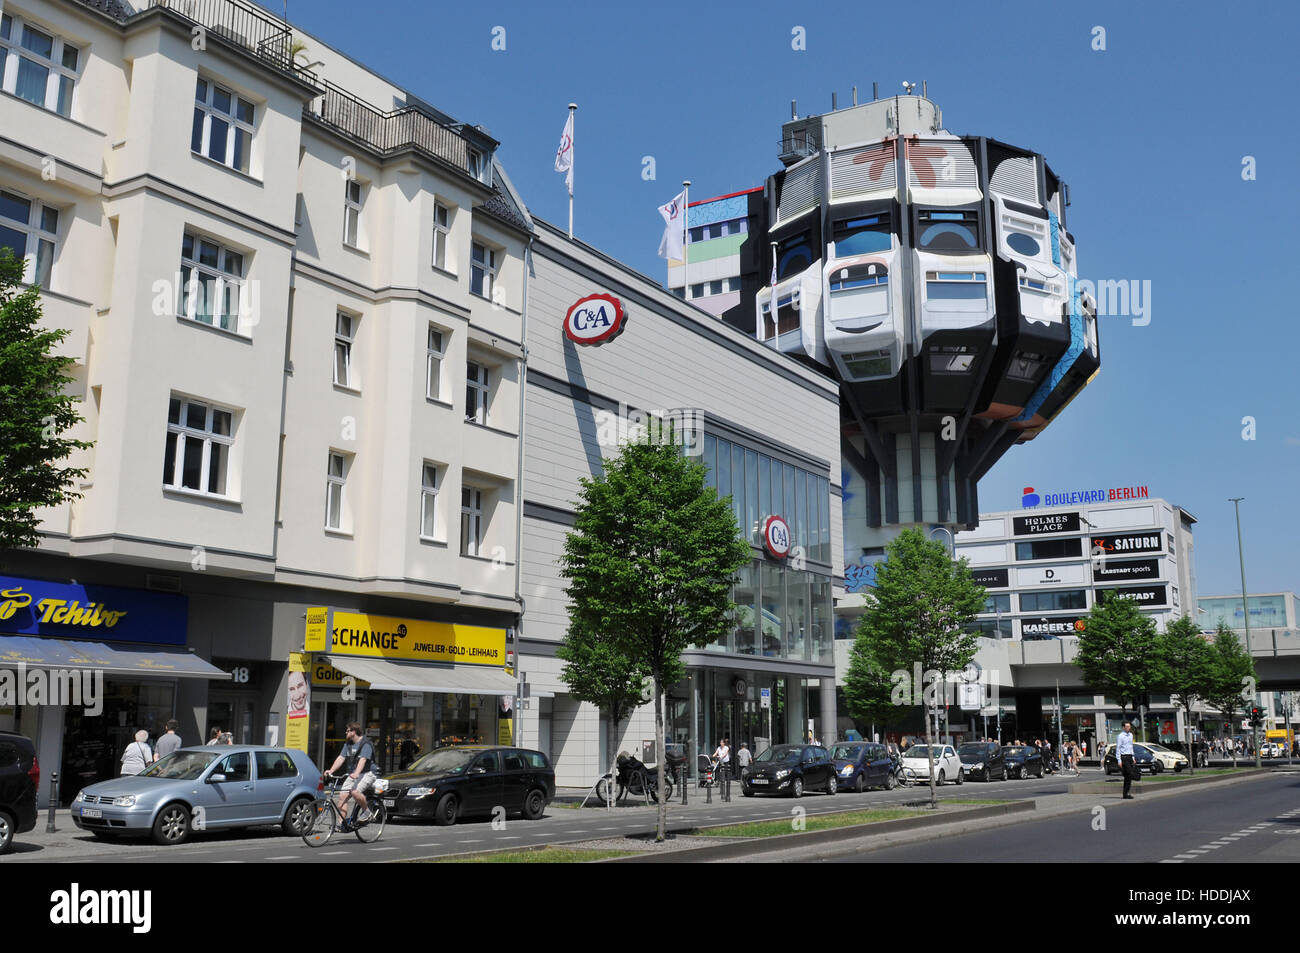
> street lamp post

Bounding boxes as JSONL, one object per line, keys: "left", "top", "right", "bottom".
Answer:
{"left": 1229, "top": 497, "right": 1260, "bottom": 769}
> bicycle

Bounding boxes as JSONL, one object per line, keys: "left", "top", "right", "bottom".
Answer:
{"left": 303, "top": 774, "right": 387, "bottom": 847}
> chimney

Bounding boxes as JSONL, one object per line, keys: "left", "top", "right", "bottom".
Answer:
{"left": 923, "top": 80, "right": 928, "bottom": 98}
{"left": 873, "top": 82, "right": 879, "bottom": 101}
{"left": 832, "top": 91, "right": 837, "bottom": 110}
{"left": 852, "top": 86, "right": 858, "bottom": 106}
{"left": 791, "top": 99, "right": 797, "bottom": 120}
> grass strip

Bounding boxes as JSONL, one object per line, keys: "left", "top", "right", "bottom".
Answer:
{"left": 697, "top": 807, "right": 926, "bottom": 838}
{"left": 429, "top": 846, "right": 635, "bottom": 863}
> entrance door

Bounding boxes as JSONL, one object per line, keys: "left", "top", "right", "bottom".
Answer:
{"left": 207, "top": 691, "right": 258, "bottom": 745}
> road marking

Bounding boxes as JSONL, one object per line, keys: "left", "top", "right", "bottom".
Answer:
{"left": 371, "top": 847, "right": 398, "bottom": 851}
{"left": 266, "top": 855, "right": 298, "bottom": 860}
{"left": 1186, "top": 849, "right": 1210, "bottom": 854}
{"left": 1159, "top": 859, "right": 1184, "bottom": 864}
{"left": 1172, "top": 854, "right": 1199, "bottom": 860}
{"left": 458, "top": 839, "right": 484, "bottom": 843}
{"left": 214, "top": 860, "right": 244, "bottom": 863}
{"left": 320, "top": 851, "right": 349, "bottom": 856}
{"left": 415, "top": 843, "right": 442, "bottom": 848}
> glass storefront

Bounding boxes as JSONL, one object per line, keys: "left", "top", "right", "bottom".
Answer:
{"left": 60, "top": 679, "right": 176, "bottom": 804}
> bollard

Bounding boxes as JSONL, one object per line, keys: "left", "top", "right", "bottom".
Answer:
{"left": 45, "top": 771, "right": 59, "bottom": 833}
{"left": 705, "top": 770, "right": 712, "bottom": 804}
{"left": 722, "top": 764, "right": 731, "bottom": 802}
{"left": 680, "top": 762, "right": 687, "bottom": 805}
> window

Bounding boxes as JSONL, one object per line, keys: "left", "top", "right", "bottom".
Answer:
{"left": 343, "top": 179, "right": 363, "bottom": 246}
{"left": 928, "top": 344, "right": 978, "bottom": 374}
{"left": 0, "top": 189, "right": 58, "bottom": 290}
{"left": 470, "top": 241, "right": 497, "bottom": 298}
{"left": 925, "top": 271, "right": 988, "bottom": 310}
{"left": 841, "top": 348, "right": 892, "bottom": 379}
{"left": 1, "top": 14, "right": 80, "bottom": 117}
{"left": 192, "top": 77, "right": 254, "bottom": 173}
{"left": 213, "top": 752, "right": 250, "bottom": 782}
{"left": 465, "top": 361, "right": 489, "bottom": 423}
{"left": 325, "top": 452, "right": 348, "bottom": 530}
{"left": 334, "top": 312, "right": 355, "bottom": 387}
{"left": 984, "top": 593, "right": 1012, "bottom": 613}
{"left": 179, "top": 233, "right": 245, "bottom": 332}
{"left": 254, "top": 751, "right": 297, "bottom": 779}
{"left": 420, "top": 463, "right": 439, "bottom": 538}
{"left": 467, "top": 150, "right": 483, "bottom": 181}
{"left": 916, "top": 209, "right": 981, "bottom": 252}
{"left": 1006, "top": 351, "right": 1048, "bottom": 382}
{"left": 832, "top": 213, "right": 892, "bottom": 256}
{"left": 829, "top": 261, "right": 888, "bottom": 293}
{"left": 460, "top": 486, "right": 483, "bottom": 556}
{"left": 1021, "top": 589, "right": 1087, "bottom": 612}
{"left": 426, "top": 326, "right": 445, "bottom": 400}
{"left": 164, "top": 397, "right": 233, "bottom": 497}
{"left": 776, "top": 232, "right": 813, "bottom": 279}
{"left": 1015, "top": 538, "right": 1082, "bottom": 560}
{"left": 432, "top": 202, "right": 450, "bottom": 270}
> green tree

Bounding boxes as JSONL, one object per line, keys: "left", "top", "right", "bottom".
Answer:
{"left": 556, "top": 620, "right": 649, "bottom": 805}
{"left": 842, "top": 629, "right": 896, "bottom": 740}
{"left": 559, "top": 436, "right": 750, "bottom": 840}
{"left": 1204, "top": 622, "right": 1256, "bottom": 767}
{"left": 0, "top": 251, "right": 90, "bottom": 549}
{"left": 846, "top": 529, "right": 984, "bottom": 807}
{"left": 1154, "top": 615, "right": 1216, "bottom": 774}
{"left": 1076, "top": 595, "right": 1160, "bottom": 718}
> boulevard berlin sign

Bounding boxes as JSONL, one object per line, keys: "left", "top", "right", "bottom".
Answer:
{"left": 1021, "top": 485, "right": 1149, "bottom": 508}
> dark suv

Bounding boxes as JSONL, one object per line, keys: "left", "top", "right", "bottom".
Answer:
{"left": 0, "top": 731, "right": 39, "bottom": 853}
{"left": 958, "top": 741, "right": 1007, "bottom": 781}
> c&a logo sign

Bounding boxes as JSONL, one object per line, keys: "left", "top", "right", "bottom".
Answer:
{"left": 564, "top": 293, "right": 627, "bottom": 346}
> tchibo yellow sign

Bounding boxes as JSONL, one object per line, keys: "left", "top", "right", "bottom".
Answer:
{"left": 327, "top": 611, "right": 506, "bottom": 666}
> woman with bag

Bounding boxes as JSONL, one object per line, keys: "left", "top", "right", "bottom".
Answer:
{"left": 120, "top": 730, "right": 153, "bottom": 776}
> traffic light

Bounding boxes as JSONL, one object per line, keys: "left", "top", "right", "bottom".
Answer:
{"left": 1250, "top": 706, "right": 1263, "bottom": 720}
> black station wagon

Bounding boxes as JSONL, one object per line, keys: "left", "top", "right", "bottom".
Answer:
{"left": 381, "top": 746, "right": 555, "bottom": 825}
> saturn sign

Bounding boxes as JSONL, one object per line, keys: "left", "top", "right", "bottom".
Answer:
{"left": 564, "top": 293, "right": 627, "bottom": 346}
{"left": 763, "top": 515, "right": 792, "bottom": 560}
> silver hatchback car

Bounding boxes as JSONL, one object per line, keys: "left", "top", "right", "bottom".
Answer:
{"left": 72, "top": 746, "right": 322, "bottom": 846}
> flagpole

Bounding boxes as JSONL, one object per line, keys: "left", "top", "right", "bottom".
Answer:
{"left": 682, "top": 179, "right": 690, "bottom": 300}
{"left": 567, "top": 103, "right": 577, "bottom": 239}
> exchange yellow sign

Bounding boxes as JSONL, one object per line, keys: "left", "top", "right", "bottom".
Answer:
{"left": 309, "top": 657, "right": 369, "bottom": 688}
{"left": 327, "top": 611, "right": 506, "bottom": 666}
{"left": 304, "top": 607, "right": 330, "bottom": 652}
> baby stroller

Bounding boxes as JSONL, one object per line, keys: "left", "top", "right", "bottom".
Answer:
{"left": 697, "top": 753, "right": 719, "bottom": 788}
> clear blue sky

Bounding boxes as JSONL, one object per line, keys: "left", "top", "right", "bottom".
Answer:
{"left": 279, "top": 0, "right": 1300, "bottom": 599}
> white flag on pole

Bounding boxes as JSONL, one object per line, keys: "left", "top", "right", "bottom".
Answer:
{"left": 555, "top": 111, "right": 574, "bottom": 196}
{"left": 657, "top": 190, "right": 687, "bottom": 260}
{"left": 770, "top": 246, "right": 779, "bottom": 288}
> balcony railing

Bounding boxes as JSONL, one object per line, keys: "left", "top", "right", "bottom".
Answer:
{"left": 311, "top": 80, "right": 473, "bottom": 176}
{"left": 779, "top": 131, "right": 820, "bottom": 163}
{"left": 146, "top": 0, "right": 313, "bottom": 80}
{"left": 146, "top": 0, "right": 479, "bottom": 178}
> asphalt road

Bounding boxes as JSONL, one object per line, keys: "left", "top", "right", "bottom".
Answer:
{"left": 821, "top": 770, "right": 1300, "bottom": 863}
{"left": 9, "top": 770, "right": 1080, "bottom": 863}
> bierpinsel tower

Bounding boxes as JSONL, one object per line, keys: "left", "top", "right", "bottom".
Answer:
{"left": 734, "top": 86, "right": 1100, "bottom": 579}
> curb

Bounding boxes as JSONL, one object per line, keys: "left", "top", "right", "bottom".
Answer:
{"left": 603, "top": 801, "right": 1034, "bottom": 863}
{"left": 1068, "top": 767, "right": 1271, "bottom": 796}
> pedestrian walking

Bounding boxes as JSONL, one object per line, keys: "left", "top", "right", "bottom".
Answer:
{"left": 207, "top": 727, "right": 222, "bottom": 745}
{"left": 736, "top": 742, "right": 753, "bottom": 771}
{"left": 154, "top": 719, "right": 182, "bottom": 762}
{"left": 1117, "top": 720, "right": 1137, "bottom": 799}
{"left": 120, "top": 730, "right": 153, "bottom": 776}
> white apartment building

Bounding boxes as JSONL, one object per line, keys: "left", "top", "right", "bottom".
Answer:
{"left": 1, "top": 0, "right": 529, "bottom": 800}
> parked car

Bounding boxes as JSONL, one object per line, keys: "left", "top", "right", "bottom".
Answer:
{"left": 1261, "top": 743, "right": 1283, "bottom": 759}
{"left": 382, "top": 746, "right": 554, "bottom": 825}
{"left": 958, "top": 741, "right": 1006, "bottom": 782}
{"left": 1143, "top": 743, "right": 1190, "bottom": 772}
{"left": 72, "top": 746, "right": 321, "bottom": 845}
{"left": 0, "top": 731, "right": 39, "bottom": 854}
{"left": 898, "top": 744, "right": 963, "bottom": 785}
{"left": 742, "top": 744, "right": 837, "bottom": 797}
{"left": 828, "top": 741, "right": 895, "bottom": 792}
{"left": 1001, "top": 745, "right": 1044, "bottom": 779}
{"left": 1104, "top": 743, "right": 1159, "bottom": 775}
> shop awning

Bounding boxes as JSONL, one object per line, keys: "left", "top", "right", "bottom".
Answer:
{"left": 322, "top": 655, "right": 518, "bottom": 695}
{"left": 0, "top": 637, "right": 232, "bottom": 679}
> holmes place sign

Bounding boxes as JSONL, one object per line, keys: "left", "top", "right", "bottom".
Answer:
{"left": 1013, "top": 513, "right": 1080, "bottom": 536}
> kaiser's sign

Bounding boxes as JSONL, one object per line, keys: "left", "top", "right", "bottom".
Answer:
{"left": 564, "top": 293, "right": 627, "bottom": 346}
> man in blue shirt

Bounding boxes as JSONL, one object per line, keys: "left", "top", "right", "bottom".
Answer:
{"left": 1117, "top": 721, "right": 1136, "bottom": 799}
